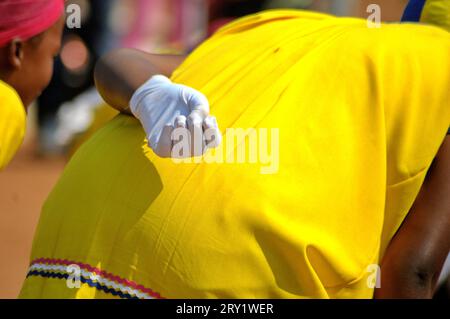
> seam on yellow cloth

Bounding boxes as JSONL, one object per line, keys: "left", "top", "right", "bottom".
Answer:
{"left": 386, "top": 165, "right": 429, "bottom": 189}
{"left": 321, "top": 237, "right": 381, "bottom": 291}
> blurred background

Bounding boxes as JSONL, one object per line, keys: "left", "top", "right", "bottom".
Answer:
{"left": 2, "top": 0, "right": 448, "bottom": 299}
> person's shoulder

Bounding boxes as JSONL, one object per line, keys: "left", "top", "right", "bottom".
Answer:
{"left": 0, "top": 80, "right": 26, "bottom": 171}
{"left": 421, "top": 0, "right": 450, "bottom": 32}
{"left": 0, "top": 80, "right": 25, "bottom": 124}
{"left": 0, "top": 80, "right": 22, "bottom": 105}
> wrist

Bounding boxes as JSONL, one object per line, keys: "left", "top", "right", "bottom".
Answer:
{"left": 129, "top": 74, "right": 172, "bottom": 116}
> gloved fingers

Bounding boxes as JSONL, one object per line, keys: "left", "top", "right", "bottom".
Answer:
{"left": 203, "top": 116, "right": 222, "bottom": 149}
{"left": 175, "top": 115, "right": 187, "bottom": 129}
{"left": 153, "top": 124, "right": 174, "bottom": 158}
{"left": 171, "top": 115, "right": 188, "bottom": 157}
{"left": 187, "top": 113, "right": 205, "bottom": 157}
{"left": 188, "top": 109, "right": 209, "bottom": 124}
{"left": 182, "top": 86, "right": 210, "bottom": 115}
{"left": 149, "top": 74, "right": 172, "bottom": 85}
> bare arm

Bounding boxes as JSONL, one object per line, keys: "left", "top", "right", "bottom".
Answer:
{"left": 94, "top": 48, "right": 186, "bottom": 114}
{"left": 375, "top": 136, "right": 450, "bottom": 298}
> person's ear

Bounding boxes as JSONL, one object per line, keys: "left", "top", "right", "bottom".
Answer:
{"left": 7, "top": 39, "right": 24, "bottom": 69}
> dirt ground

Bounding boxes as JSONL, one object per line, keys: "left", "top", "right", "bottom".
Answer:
{"left": 0, "top": 128, "right": 66, "bottom": 299}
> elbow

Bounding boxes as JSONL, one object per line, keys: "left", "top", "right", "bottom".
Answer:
{"left": 93, "top": 49, "right": 129, "bottom": 108}
{"left": 410, "top": 264, "right": 436, "bottom": 294}
{"left": 93, "top": 50, "right": 120, "bottom": 95}
{"left": 93, "top": 51, "right": 110, "bottom": 102}
{"left": 376, "top": 254, "right": 439, "bottom": 299}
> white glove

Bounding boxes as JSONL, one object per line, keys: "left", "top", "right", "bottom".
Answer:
{"left": 129, "top": 75, "right": 222, "bottom": 158}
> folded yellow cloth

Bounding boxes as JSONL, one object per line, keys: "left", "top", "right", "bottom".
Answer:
{"left": 20, "top": 10, "right": 450, "bottom": 299}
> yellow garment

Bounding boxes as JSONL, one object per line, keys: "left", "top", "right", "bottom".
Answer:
{"left": 68, "top": 103, "right": 118, "bottom": 157}
{"left": 421, "top": 0, "right": 450, "bottom": 31}
{"left": 0, "top": 80, "right": 26, "bottom": 171}
{"left": 20, "top": 10, "right": 450, "bottom": 299}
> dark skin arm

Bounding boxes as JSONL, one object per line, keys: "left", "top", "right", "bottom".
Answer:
{"left": 375, "top": 136, "right": 450, "bottom": 298}
{"left": 94, "top": 48, "right": 186, "bottom": 114}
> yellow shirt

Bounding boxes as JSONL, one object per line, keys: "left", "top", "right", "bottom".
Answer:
{"left": 20, "top": 10, "right": 450, "bottom": 299}
{"left": 421, "top": 0, "right": 450, "bottom": 32}
{"left": 0, "top": 80, "right": 26, "bottom": 171}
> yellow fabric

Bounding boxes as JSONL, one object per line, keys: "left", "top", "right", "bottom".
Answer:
{"left": 20, "top": 10, "right": 450, "bottom": 299}
{"left": 421, "top": 0, "right": 450, "bottom": 32}
{"left": 68, "top": 103, "right": 118, "bottom": 157}
{"left": 0, "top": 80, "right": 26, "bottom": 171}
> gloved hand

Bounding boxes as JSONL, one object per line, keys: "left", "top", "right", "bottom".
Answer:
{"left": 130, "top": 75, "right": 222, "bottom": 158}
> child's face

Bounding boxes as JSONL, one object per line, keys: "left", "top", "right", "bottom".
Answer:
{"left": 14, "top": 16, "right": 64, "bottom": 107}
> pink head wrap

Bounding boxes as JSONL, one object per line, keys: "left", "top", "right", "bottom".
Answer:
{"left": 0, "top": 0, "right": 65, "bottom": 47}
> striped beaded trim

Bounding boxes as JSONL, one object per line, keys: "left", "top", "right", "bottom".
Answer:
{"left": 26, "top": 258, "right": 164, "bottom": 300}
